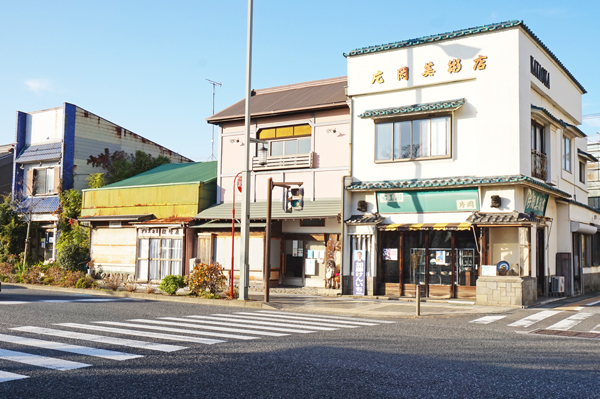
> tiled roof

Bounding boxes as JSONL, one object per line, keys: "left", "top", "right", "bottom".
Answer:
{"left": 98, "top": 162, "right": 216, "bottom": 189}
{"left": 346, "top": 175, "right": 570, "bottom": 197}
{"left": 195, "top": 199, "right": 341, "bottom": 221}
{"left": 563, "top": 199, "right": 600, "bottom": 215}
{"left": 345, "top": 214, "right": 384, "bottom": 225}
{"left": 532, "top": 105, "right": 585, "bottom": 137}
{"left": 358, "top": 99, "right": 465, "bottom": 118}
{"left": 467, "top": 211, "right": 540, "bottom": 224}
{"left": 15, "top": 142, "right": 62, "bottom": 163}
{"left": 20, "top": 196, "right": 60, "bottom": 214}
{"left": 578, "top": 148, "right": 598, "bottom": 162}
{"left": 206, "top": 77, "right": 348, "bottom": 124}
{"left": 344, "top": 20, "right": 586, "bottom": 94}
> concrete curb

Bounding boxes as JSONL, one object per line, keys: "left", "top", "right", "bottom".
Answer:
{"left": 3, "top": 283, "right": 278, "bottom": 310}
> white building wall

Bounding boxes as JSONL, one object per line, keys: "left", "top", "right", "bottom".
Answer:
{"left": 25, "top": 107, "right": 64, "bottom": 145}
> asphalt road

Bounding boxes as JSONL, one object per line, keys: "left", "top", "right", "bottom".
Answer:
{"left": 0, "top": 285, "right": 599, "bottom": 399}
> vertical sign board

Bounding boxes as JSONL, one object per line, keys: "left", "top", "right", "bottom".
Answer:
{"left": 524, "top": 189, "right": 548, "bottom": 216}
{"left": 353, "top": 250, "right": 366, "bottom": 295}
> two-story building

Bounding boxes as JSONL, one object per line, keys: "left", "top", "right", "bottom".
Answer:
{"left": 0, "top": 144, "right": 14, "bottom": 196}
{"left": 11, "top": 103, "right": 192, "bottom": 262}
{"left": 195, "top": 77, "right": 349, "bottom": 290}
{"left": 343, "top": 20, "right": 599, "bottom": 305}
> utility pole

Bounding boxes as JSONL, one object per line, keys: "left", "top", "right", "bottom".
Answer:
{"left": 239, "top": 0, "right": 253, "bottom": 300}
{"left": 206, "top": 79, "right": 222, "bottom": 162}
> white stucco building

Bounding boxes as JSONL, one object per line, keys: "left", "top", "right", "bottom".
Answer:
{"left": 342, "top": 20, "right": 599, "bottom": 305}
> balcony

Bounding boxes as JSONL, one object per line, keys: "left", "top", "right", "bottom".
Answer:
{"left": 531, "top": 149, "right": 547, "bottom": 181}
{"left": 252, "top": 152, "right": 314, "bottom": 171}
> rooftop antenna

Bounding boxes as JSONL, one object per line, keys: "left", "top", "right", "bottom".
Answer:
{"left": 206, "top": 78, "right": 222, "bottom": 161}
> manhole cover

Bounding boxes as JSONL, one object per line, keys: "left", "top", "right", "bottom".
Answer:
{"left": 532, "top": 329, "right": 600, "bottom": 339}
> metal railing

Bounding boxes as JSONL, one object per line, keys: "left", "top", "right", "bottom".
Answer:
{"left": 531, "top": 149, "right": 548, "bottom": 180}
{"left": 252, "top": 152, "right": 313, "bottom": 171}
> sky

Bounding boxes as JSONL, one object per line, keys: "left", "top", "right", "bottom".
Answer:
{"left": 1, "top": 1, "right": 599, "bottom": 161}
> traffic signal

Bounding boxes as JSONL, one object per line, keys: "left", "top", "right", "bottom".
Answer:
{"left": 290, "top": 187, "right": 303, "bottom": 210}
{"left": 283, "top": 188, "right": 293, "bottom": 213}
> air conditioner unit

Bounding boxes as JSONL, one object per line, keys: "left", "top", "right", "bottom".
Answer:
{"left": 551, "top": 276, "right": 565, "bottom": 295}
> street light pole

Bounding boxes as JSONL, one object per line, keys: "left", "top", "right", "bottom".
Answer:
{"left": 239, "top": 0, "right": 253, "bottom": 301}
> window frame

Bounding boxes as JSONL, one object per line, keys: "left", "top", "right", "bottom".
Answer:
{"left": 137, "top": 237, "right": 183, "bottom": 281}
{"left": 373, "top": 113, "right": 452, "bottom": 163}
{"left": 562, "top": 135, "right": 572, "bottom": 173}
{"left": 579, "top": 160, "right": 586, "bottom": 184}
{"left": 31, "top": 167, "right": 56, "bottom": 196}
{"left": 531, "top": 119, "right": 545, "bottom": 154}
{"left": 256, "top": 124, "right": 313, "bottom": 158}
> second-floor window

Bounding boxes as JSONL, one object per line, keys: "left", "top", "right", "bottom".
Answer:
{"left": 375, "top": 116, "right": 450, "bottom": 162}
{"left": 562, "top": 135, "right": 572, "bottom": 172}
{"left": 258, "top": 124, "right": 312, "bottom": 156}
{"left": 531, "top": 120, "right": 547, "bottom": 180}
{"left": 579, "top": 161, "right": 586, "bottom": 183}
{"left": 27, "top": 167, "right": 57, "bottom": 196}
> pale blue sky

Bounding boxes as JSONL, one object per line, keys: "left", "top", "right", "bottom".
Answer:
{"left": 1, "top": 1, "right": 599, "bottom": 160}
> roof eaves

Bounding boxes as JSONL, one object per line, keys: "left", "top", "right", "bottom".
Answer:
{"left": 206, "top": 102, "right": 348, "bottom": 124}
{"left": 344, "top": 20, "right": 586, "bottom": 94}
{"left": 532, "top": 105, "right": 586, "bottom": 138}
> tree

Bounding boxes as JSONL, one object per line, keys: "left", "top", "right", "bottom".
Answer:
{"left": 86, "top": 173, "right": 106, "bottom": 189}
{"left": 56, "top": 189, "right": 89, "bottom": 271}
{"left": 87, "top": 149, "right": 171, "bottom": 184}
{"left": 0, "top": 194, "right": 28, "bottom": 263}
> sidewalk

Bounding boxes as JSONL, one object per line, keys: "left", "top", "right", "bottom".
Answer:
{"left": 7, "top": 283, "right": 599, "bottom": 319}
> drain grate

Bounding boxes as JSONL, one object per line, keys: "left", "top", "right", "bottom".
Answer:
{"left": 532, "top": 329, "right": 600, "bottom": 339}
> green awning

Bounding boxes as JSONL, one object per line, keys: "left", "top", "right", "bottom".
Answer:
{"left": 358, "top": 99, "right": 465, "bottom": 119}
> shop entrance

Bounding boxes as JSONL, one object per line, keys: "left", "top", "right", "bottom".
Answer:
{"left": 536, "top": 228, "right": 545, "bottom": 296}
{"left": 378, "top": 229, "right": 478, "bottom": 299}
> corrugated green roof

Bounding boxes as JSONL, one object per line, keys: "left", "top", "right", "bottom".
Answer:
{"left": 344, "top": 20, "right": 586, "bottom": 94}
{"left": 359, "top": 99, "right": 465, "bottom": 118}
{"left": 101, "top": 161, "right": 217, "bottom": 189}
{"left": 195, "top": 199, "right": 341, "bottom": 221}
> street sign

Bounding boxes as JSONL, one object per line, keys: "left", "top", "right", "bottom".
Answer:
{"left": 236, "top": 175, "right": 243, "bottom": 193}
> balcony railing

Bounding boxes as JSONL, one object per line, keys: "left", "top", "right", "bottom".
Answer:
{"left": 252, "top": 152, "right": 314, "bottom": 171}
{"left": 531, "top": 149, "right": 548, "bottom": 181}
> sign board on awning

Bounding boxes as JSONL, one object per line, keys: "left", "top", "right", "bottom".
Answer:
{"left": 376, "top": 188, "right": 479, "bottom": 214}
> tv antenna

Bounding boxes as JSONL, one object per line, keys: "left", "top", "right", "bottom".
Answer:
{"left": 206, "top": 79, "right": 222, "bottom": 161}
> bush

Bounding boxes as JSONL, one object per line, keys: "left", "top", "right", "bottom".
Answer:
{"left": 61, "top": 271, "right": 85, "bottom": 287}
{"left": 102, "top": 274, "right": 121, "bottom": 291}
{"left": 57, "top": 241, "right": 89, "bottom": 272}
{"left": 185, "top": 263, "right": 226, "bottom": 297}
{"left": 159, "top": 275, "right": 185, "bottom": 296}
{"left": 124, "top": 276, "right": 138, "bottom": 293}
{"left": 75, "top": 276, "right": 96, "bottom": 289}
{"left": 46, "top": 266, "right": 65, "bottom": 284}
{"left": 22, "top": 265, "right": 44, "bottom": 284}
{"left": 0, "top": 262, "right": 15, "bottom": 281}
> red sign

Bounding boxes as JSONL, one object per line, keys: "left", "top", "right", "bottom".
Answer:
{"left": 236, "top": 175, "right": 243, "bottom": 193}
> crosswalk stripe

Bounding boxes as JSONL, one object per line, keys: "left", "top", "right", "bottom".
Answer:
{"left": 0, "top": 370, "right": 29, "bottom": 383}
{"left": 11, "top": 326, "right": 186, "bottom": 353}
{"left": 129, "top": 319, "right": 289, "bottom": 337}
{"left": 38, "top": 300, "right": 73, "bottom": 303}
{"left": 591, "top": 324, "right": 600, "bottom": 333}
{"left": 93, "top": 321, "right": 259, "bottom": 341}
{"left": 254, "top": 310, "right": 396, "bottom": 324}
{"left": 73, "top": 298, "right": 129, "bottom": 302}
{"left": 197, "top": 315, "right": 338, "bottom": 331}
{"left": 546, "top": 313, "right": 594, "bottom": 331}
{"left": 237, "top": 312, "right": 378, "bottom": 326}
{"left": 0, "top": 348, "right": 91, "bottom": 371}
{"left": 469, "top": 315, "right": 508, "bottom": 324}
{"left": 0, "top": 333, "right": 142, "bottom": 361}
{"left": 0, "top": 302, "right": 29, "bottom": 305}
{"left": 225, "top": 313, "right": 360, "bottom": 328}
{"left": 57, "top": 323, "right": 225, "bottom": 345}
{"left": 162, "top": 317, "right": 316, "bottom": 334}
{"left": 585, "top": 299, "right": 600, "bottom": 307}
{"left": 507, "top": 310, "right": 562, "bottom": 328}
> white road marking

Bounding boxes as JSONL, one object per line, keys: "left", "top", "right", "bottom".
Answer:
{"left": 11, "top": 326, "right": 186, "bottom": 352}
{"left": 574, "top": 307, "right": 584, "bottom": 311}
{"left": 73, "top": 298, "right": 131, "bottom": 302}
{"left": 546, "top": 313, "right": 594, "bottom": 331}
{"left": 57, "top": 323, "right": 225, "bottom": 345}
{"left": 162, "top": 317, "right": 316, "bottom": 334}
{"left": 254, "top": 310, "right": 396, "bottom": 323}
{"left": 241, "top": 312, "right": 378, "bottom": 326}
{"left": 129, "top": 319, "right": 288, "bottom": 337}
{"left": 469, "top": 315, "right": 508, "bottom": 324}
{"left": 0, "top": 370, "right": 29, "bottom": 383}
{"left": 93, "top": 321, "right": 258, "bottom": 341}
{"left": 585, "top": 299, "right": 600, "bottom": 307}
{"left": 507, "top": 310, "right": 562, "bottom": 328}
{"left": 225, "top": 313, "right": 360, "bottom": 328}
{"left": 590, "top": 323, "right": 600, "bottom": 333}
{"left": 0, "top": 333, "right": 142, "bottom": 361}
{"left": 0, "top": 349, "right": 91, "bottom": 371}
{"left": 0, "top": 302, "right": 29, "bottom": 305}
{"left": 190, "top": 315, "right": 337, "bottom": 331}
{"left": 38, "top": 300, "right": 73, "bottom": 303}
